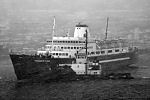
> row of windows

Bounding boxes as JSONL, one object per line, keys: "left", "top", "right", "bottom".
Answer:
{"left": 62, "top": 46, "right": 84, "bottom": 49}
{"left": 46, "top": 46, "right": 84, "bottom": 50}
{"left": 90, "top": 49, "right": 120, "bottom": 55}
{"left": 76, "top": 72, "right": 99, "bottom": 74}
{"left": 47, "top": 40, "right": 85, "bottom": 44}
{"left": 77, "top": 56, "right": 86, "bottom": 59}
{"left": 50, "top": 53, "right": 68, "bottom": 56}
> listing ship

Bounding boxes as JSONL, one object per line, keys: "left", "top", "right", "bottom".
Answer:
{"left": 10, "top": 17, "right": 138, "bottom": 81}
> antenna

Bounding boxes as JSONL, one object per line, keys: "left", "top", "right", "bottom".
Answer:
{"left": 52, "top": 16, "right": 55, "bottom": 50}
{"left": 105, "top": 17, "right": 109, "bottom": 40}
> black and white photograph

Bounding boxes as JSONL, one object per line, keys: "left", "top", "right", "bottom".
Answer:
{"left": 0, "top": 0, "right": 150, "bottom": 99}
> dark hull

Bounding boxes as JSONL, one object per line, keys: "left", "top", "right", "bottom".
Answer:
{"left": 10, "top": 51, "right": 137, "bottom": 80}
{"left": 10, "top": 54, "right": 76, "bottom": 81}
{"left": 88, "top": 51, "right": 137, "bottom": 75}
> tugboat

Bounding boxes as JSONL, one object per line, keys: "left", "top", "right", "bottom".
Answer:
{"left": 10, "top": 17, "right": 138, "bottom": 81}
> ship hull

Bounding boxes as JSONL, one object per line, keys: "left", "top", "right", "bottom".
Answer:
{"left": 88, "top": 51, "right": 137, "bottom": 75}
{"left": 10, "top": 51, "right": 137, "bottom": 80}
{"left": 10, "top": 54, "right": 76, "bottom": 81}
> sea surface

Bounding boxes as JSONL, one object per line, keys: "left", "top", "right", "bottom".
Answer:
{"left": 0, "top": 52, "right": 150, "bottom": 99}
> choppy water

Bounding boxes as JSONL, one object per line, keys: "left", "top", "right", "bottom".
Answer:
{"left": 0, "top": 53, "right": 150, "bottom": 99}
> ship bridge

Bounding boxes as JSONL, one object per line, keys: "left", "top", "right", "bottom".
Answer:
{"left": 74, "top": 23, "right": 90, "bottom": 38}
{"left": 37, "top": 23, "right": 91, "bottom": 57}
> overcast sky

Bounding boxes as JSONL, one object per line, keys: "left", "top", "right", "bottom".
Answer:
{"left": 0, "top": 0, "right": 150, "bottom": 45}
{"left": 1, "top": 0, "right": 149, "bottom": 21}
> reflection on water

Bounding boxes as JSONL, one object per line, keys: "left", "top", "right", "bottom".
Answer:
{"left": 0, "top": 53, "right": 150, "bottom": 99}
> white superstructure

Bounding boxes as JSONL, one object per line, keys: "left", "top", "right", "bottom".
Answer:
{"left": 37, "top": 22, "right": 132, "bottom": 59}
{"left": 73, "top": 24, "right": 90, "bottom": 38}
{"left": 36, "top": 21, "right": 135, "bottom": 75}
{"left": 37, "top": 23, "right": 89, "bottom": 58}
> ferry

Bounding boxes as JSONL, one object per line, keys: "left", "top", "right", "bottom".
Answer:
{"left": 10, "top": 17, "right": 138, "bottom": 81}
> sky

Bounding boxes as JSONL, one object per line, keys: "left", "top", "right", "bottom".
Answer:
{"left": 0, "top": 0, "right": 150, "bottom": 48}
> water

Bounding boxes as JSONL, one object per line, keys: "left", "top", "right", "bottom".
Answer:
{"left": 0, "top": 55, "right": 16, "bottom": 99}
{"left": 134, "top": 53, "right": 150, "bottom": 78}
{"left": 0, "top": 53, "right": 150, "bottom": 99}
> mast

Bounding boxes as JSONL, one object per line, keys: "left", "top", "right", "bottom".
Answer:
{"left": 52, "top": 16, "right": 55, "bottom": 50}
{"left": 85, "top": 29, "right": 88, "bottom": 75}
{"left": 85, "top": 29, "right": 88, "bottom": 56}
{"left": 105, "top": 17, "right": 109, "bottom": 40}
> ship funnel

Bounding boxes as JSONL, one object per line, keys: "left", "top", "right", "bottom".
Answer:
{"left": 74, "top": 23, "right": 90, "bottom": 38}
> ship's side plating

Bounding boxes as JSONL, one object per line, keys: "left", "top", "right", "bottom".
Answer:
{"left": 88, "top": 50, "right": 137, "bottom": 75}
{"left": 10, "top": 54, "right": 76, "bottom": 80}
